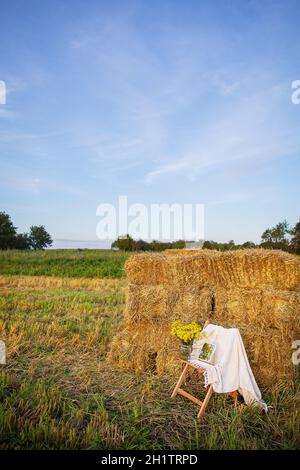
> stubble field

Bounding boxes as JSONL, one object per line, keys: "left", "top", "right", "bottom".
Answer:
{"left": 0, "top": 250, "right": 299, "bottom": 449}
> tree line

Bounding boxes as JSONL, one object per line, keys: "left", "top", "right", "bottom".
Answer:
{"left": 0, "top": 211, "right": 53, "bottom": 250}
{"left": 111, "top": 219, "right": 300, "bottom": 254}
{"left": 1, "top": 210, "right": 299, "bottom": 254}
{"left": 111, "top": 236, "right": 186, "bottom": 252}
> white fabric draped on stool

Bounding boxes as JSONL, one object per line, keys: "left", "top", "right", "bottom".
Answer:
{"left": 190, "top": 323, "right": 266, "bottom": 409}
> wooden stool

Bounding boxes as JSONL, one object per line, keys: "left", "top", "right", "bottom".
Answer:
{"left": 171, "top": 361, "right": 238, "bottom": 419}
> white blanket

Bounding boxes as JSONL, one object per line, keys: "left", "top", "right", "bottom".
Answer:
{"left": 190, "top": 323, "right": 265, "bottom": 408}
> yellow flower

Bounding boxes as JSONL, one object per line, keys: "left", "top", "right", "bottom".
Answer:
{"left": 170, "top": 320, "right": 205, "bottom": 345}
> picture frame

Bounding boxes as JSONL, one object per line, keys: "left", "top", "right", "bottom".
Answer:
{"left": 190, "top": 339, "right": 216, "bottom": 364}
{"left": 198, "top": 341, "right": 216, "bottom": 363}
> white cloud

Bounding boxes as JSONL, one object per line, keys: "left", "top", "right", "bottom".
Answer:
{"left": 146, "top": 160, "right": 190, "bottom": 183}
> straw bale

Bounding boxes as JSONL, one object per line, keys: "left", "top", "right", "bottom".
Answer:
{"left": 125, "top": 250, "right": 300, "bottom": 290}
{"left": 125, "top": 254, "right": 172, "bottom": 286}
{"left": 108, "top": 321, "right": 181, "bottom": 376}
{"left": 124, "top": 284, "right": 212, "bottom": 322}
{"left": 211, "top": 250, "right": 300, "bottom": 290}
{"left": 235, "top": 325, "right": 297, "bottom": 386}
{"left": 212, "top": 287, "right": 300, "bottom": 328}
{"left": 211, "top": 287, "right": 300, "bottom": 385}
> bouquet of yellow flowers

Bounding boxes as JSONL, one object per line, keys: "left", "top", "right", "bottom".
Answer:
{"left": 171, "top": 320, "right": 205, "bottom": 345}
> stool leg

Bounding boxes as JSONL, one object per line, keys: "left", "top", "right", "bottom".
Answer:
{"left": 228, "top": 391, "right": 238, "bottom": 408}
{"left": 171, "top": 362, "right": 190, "bottom": 398}
{"left": 197, "top": 384, "right": 213, "bottom": 419}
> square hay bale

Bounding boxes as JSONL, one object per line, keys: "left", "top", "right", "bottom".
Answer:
{"left": 124, "top": 254, "right": 173, "bottom": 286}
{"left": 125, "top": 252, "right": 217, "bottom": 288}
{"left": 213, "top": 287, "right": 300, "bottom": 328}
{"left": 211, "top": 250, "right": 300, "bottom": 290}
{"left": 124, "top": 284, "right": 212, "bottom": 322}
{"left": 262, "top": 290, "right": 300, "bottom": 327}
{"left": 125, "top": 250, "right": 300, "bottom": 290}
{"left": 210, "top": 288, "right": 300, "bottom": 385}
{"left": 108, "top": 320, "right": 181, "bottom": 376}
{"left": 237, "top": 325, "right": 297, "bottom": 386}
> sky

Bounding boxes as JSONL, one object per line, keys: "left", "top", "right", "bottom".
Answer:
{"left": 0, "top": 0, "right": 299, "bottom": 248}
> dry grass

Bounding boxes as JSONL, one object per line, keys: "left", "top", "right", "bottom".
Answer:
{"left": 0, "top": 274, "right": 126, "bottom": 291}
{"left": 0, "top": 275, "right": 128, "bottom": 449}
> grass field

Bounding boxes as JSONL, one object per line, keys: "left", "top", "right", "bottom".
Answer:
{"left": 0, "top": 250, "right": 130, "bottom": 278}
{"left": 0, "top": 250, "right": 299, "bottom": 449}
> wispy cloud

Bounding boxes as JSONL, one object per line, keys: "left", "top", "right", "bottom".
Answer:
{"left": 145, "top": 84, "right": 299, "bottom": 183}
{"left": 146, "top": 160, "right": 190, "bottom": 183}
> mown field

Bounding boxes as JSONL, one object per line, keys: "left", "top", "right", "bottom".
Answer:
{"left": 0, "top": 250, "right": 299, "bottom": 449}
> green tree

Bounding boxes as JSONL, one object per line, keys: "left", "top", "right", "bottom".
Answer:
{"left": 241, "top": 241, "right": 256, "bottom": 249}
{"left": 290, "top": 220, "right": 300, "bottom": 254}
{"left": 0, "top": 211, "right": 17, "bottom": 249}
{"left": 135, "top": 239, "right": 150, "bottom": 251}
{"left": 14, "top": 233, "right": 31, "bottom": 250}
{"left": 111, "top": 234, "right": 135, "bottom": 251}
{"left": 203, "top": 240, "right": 219, "bottom": 250}
{"left": 261, "top": 220, "right": 290, "bottom": 250}
{"left": 29, "top": 225, "right": 53, "bottom": 250}
{"left": 172, "top": 240, "right": 185, "bottom": 249}
{"left": 227, "top": 240, "right": 235, "bottom": 250}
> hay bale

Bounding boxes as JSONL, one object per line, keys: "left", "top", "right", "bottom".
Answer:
{"left": 110, "top": 249, "right": 300, "bottom": 387}
{"left": 108, "top": 320, "right": 181, "bottom": 376}
{"left": 124, "top": 284, "right": 212, "bottom": 322}
{"left": 236, "top": 325, "right": 297, "bottom": 386}
{"left": 125, "top": 254, "right": 173, "bottom": 286}
{"left": 212, "top": 250, "right": 300, "bottom": 290}
{"left": 210, "top": 287, "right": 300, "bottom": 385}
{"left": 213, "top": 287, "right": 300, "bottom": 328}
{"left": 125, "top": 252, "right": 217, "bottom": 288}
{"left": 125, "top": 249, "right": 300, "bottom": 290}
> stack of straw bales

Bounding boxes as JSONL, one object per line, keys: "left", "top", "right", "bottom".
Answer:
{"left": 108, "top": 249, "right": 300, "bottom": 386}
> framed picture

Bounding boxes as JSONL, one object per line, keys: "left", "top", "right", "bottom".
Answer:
{"left": 197, "top": 341, "right": 216, "bottom": 363}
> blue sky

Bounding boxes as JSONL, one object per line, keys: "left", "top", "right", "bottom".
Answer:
{"left": 0, "top": 0, "right": 299, "bottom": 247}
